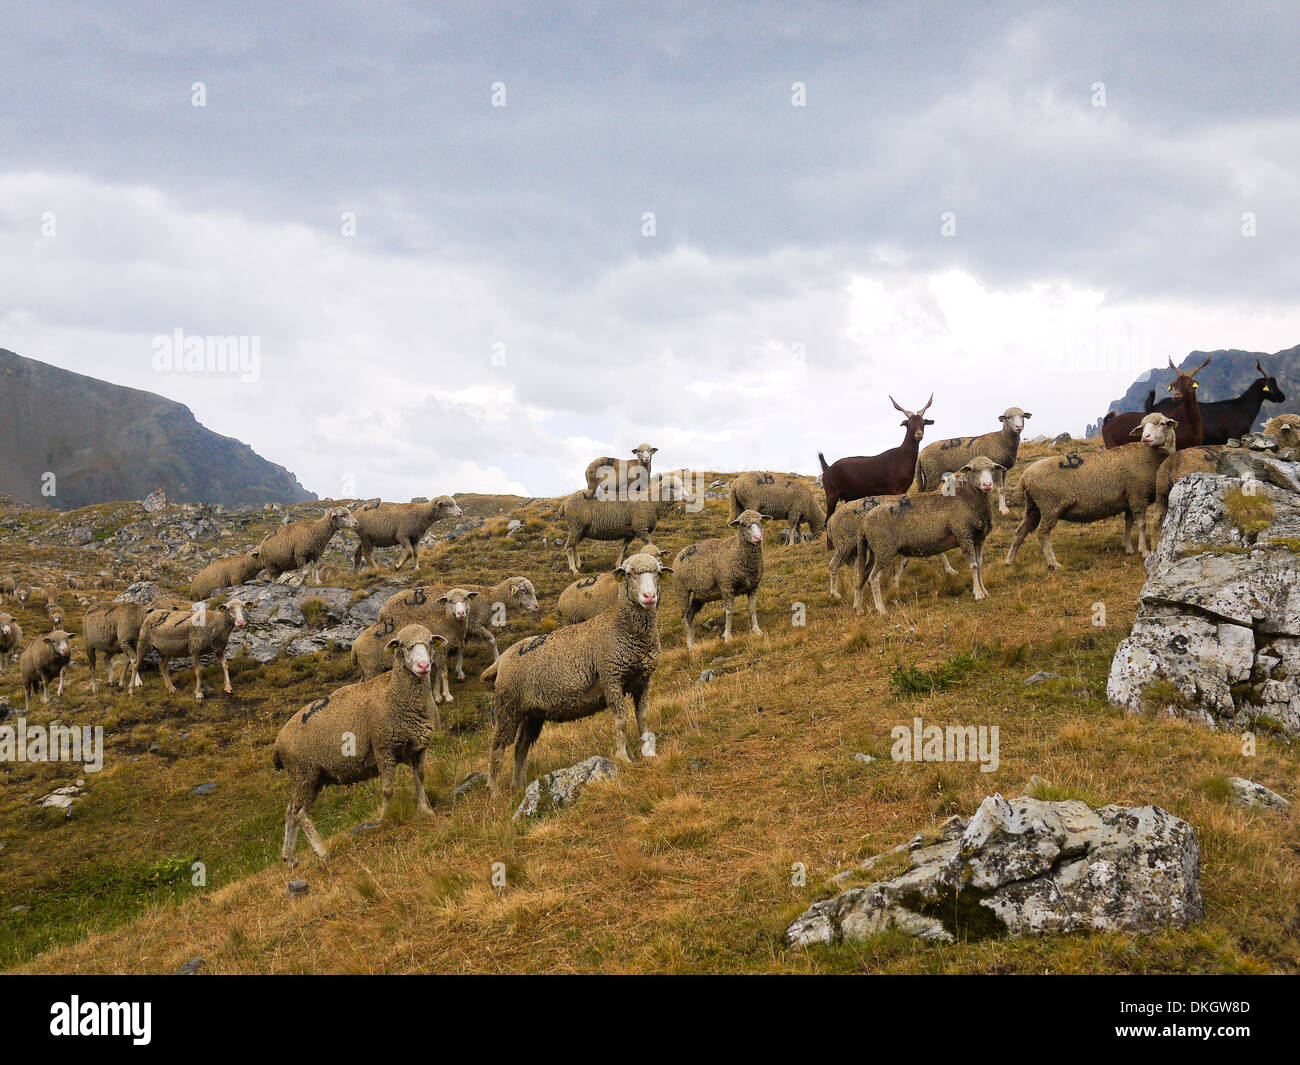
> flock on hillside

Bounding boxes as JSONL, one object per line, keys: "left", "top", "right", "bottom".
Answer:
{"left": 2, "top": 357, "right": 1296, "bottom": 865}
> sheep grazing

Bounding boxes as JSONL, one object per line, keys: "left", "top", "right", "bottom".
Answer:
{"left": 672, "top": 508, "right": 767, "bottom": 649}
{"left": 351, "top": 495, "right": 463, "bottom": 571}
{"left": 14, "top": 583, "right": 32, "bottom": 608}
{"left": 559, "top": 473, "right": 685, "bottom": 574}
{"left": 0, "top": 577, "right": 14, "bottom": 604}
{"left": 1155, "top": 446, "right": 1221, "bottom": 526}
{"left": 258, "top": 506, "right": 359, "bottom": 584}
{"left": 352, "top": 588, "right": 477, "bottom": 700}
{"left": 191, "top": 549, "right": 265, "bottom": 601}
{"left": 557, "top": 546, "right": 664, "bottom": 624}
{"left": 826, "top": 492, "right": 958, "bottom": 600}
{"left": 1102, "top": 355, "right": 1208, "bottom": 450}
{"left": 585, "top": 443, "right": 658, "bottom": 498}
{"left": 1008, "top": 413, "right": 1178, "bottom": 570}
{"left": 818, "top": 394, "right": 934, "bottom": 520}
{"left": 482, "top": 553, "right": 672, "bottom": 792}
{"left": 44, "top": 599, "right": 66, "bottom": 629}
{"left": 1264, "top": 413, "right": 1300, "bottom": 451}
{"left": 729, "top": 472, "right": 826, "bottom": 544}
{"left": 0, "top": 613, "right": 23, "bottom": 676}
{"left": 274, "top": 623, "right": 446, "bottom": 865}
{"left": 1147, "top": 358, "right": 1285, "bottom": 444}
{"left": 854, "top": 457, "right": 1006, "bottom": 615}
{"left": 914, "top": 407, "right": 1031, "bottom": 492}
{"left": 83, "top": 600, "right": 157, "bottom": 694}
{"left": 129, "top": 599, "right": 248, "bottom": 700}
{"left": 20, "top": 630, "right": 75, "bottom": 712}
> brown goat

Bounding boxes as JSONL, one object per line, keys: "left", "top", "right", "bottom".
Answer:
{"left": 818, "top": 395, "right": 934, "bottom": 522}
{"left": 1101, "top": 355, "right": 1208, "bottom": 450}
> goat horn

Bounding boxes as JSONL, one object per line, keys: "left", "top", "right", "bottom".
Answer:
{"left": 917, "top": 393, "right": 934, "bottom": 415}
{"left": 1191, "top": 354, "right": 1211, "bottom": 376}
{"left": 888, "top": 395, "right": 908, "bottom": 414}
{"left": 1167, "top": 355, "right": 1177, "bottom": 369}
{"left": 1256, "top": 358, "right": 1266, "bottom": 376}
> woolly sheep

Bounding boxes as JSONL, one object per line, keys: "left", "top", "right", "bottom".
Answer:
{"left": 129, "top": 599, "right": 248, "bottom": 700}
{"left": 1007, "top": 413, "right": 1178, "bottom": 570}
{"left": 1154, "top": 446, "right": 1221, "bottom": 526}
{"left": 557, "top": 545, "right": 664, "bottom": 624}
{"left": 729, "top": 472, "right": 826, "bottom": 543}
{"left": 482, "top": 553, "right": 673, "bottom": 792}
{"left": 0, "top": 577, "right": 14, "bottom": 603}
{"left": 351, "top": 588, "right": 477, "bottom": 700}
{"left": 83, "top": 600, "right": 158, "bottom": 694}
{"left": 854, "top": 457, "right": 1006, "bottom": 615}
{"left": 274, "top": 623, "right": 446, "bottom": 865}
{"left": 45, "top": 599, "right": 66, "bottom": 629}
{"left": 914, "top": 407, "right": 1031, "bottom": 492}
{"left": 584, "top": 443, "right": 658, "bottom": 498}
{"left": 191, "top": 548, "right": 265, "bottom": 601}
{"left": 258, "top": 506, "right": 359, "bottom": 584}
{"left": 825, "top": 492, "right": 958, "bottom": 600}
{"left": 0, "top": 612, "right": 22, "bottom": 676}
{"left": 14, "top": 583, "right": 31, "bottom": 608}
{"left": 559, "top": 474, "right": 685, "bottom": 574}
{"left": 672, "top": 508, "right": 767, "bottom": 649}
{"left": 351, "top": 495, "right": 463, "bottom": 571}
{"left": 20, "top": 629, "right": 74, "bottom": 712}
{"left": 1264, "top": 413, "right": 1300, "bottom": 451}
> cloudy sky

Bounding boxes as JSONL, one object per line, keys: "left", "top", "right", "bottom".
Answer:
{"left": 3, "top": 1, "right": 1299, "bottom": 499}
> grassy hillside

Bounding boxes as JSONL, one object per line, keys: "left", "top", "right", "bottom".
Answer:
{"left": 1, "top": 440, "right": 1297, "bottom": 974}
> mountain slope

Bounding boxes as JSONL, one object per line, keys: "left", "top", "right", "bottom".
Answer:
{"left": 1086, "top": 343, "right": 1300, "bottom": 437}
{"left": 0, "top": 349, "right": 315, "bottom": 509}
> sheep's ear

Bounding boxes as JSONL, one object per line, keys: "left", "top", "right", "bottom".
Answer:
{"left": 436, "top": 594, "right": 450, "bottom": 604}
{"left": 385, "top": 636, "right": 402, "bottom": 652}
{"left": 1023, "top": 412, "right": 1032, "bottom": 419}
{"left": 1128, "top": 425, "right": 1144, "bottom": 437}
{"left": 613, "top": 567, "right": 627, "bottom": 579}
{"left": 998, "top": 414, "right": 1008, "bottom": 422}
{"left": 658, "top": 566, "right": 674, "bottom": 576}
{"left": 650, "top": 447, "right": 659, "bottom": 454}
{"left": 430, "top": 634, "right": 448, "bottom": 646}
{"left": 465, "top": 591, "right": 479, "bottom": 599}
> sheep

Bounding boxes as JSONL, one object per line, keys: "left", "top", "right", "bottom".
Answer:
{"left": 1102, "top": 356, "right": 1208, "bottom": 450}
{"left": 557, "top": 545, "right": 664, "bottom": 624}
{"left": 729, "top": 472, "right": 826, "bottom": 543}
{"left": 20, "top": 630, "right": 74, "bottom": 712}
{"left": 429, "top": 576, "right": 541, "bottom": 680}
{"left": 274, "top": 623, "right": 446, "bottom": 865}
{"left": 14, "top": 583, "right": 31, "bottom": 608}
{"left": 826, "top": 492, "right": 959, "bottom": 600}
{"left": 0, "top": 577, "right": 14, "bottom": 603}
{"left": 351, "top": 495, "right": 463, "bottom": 571}
{"left": 128, "top": 598, "right": 248, "bottom": 700}
{"left": 1264, "top": 413, "right": 1300, "bottom": 451}
{"left": 482, "top": 553, "right": 673, "bottom": 793}
{"left": 83, "top": 600, "right": 157, "bottom": 694}
{"left": 818, "top": 395, "right": 934, "bottom": 520}
{"left": 914, "top": 407, "right": 1031, "bottom": 492}
{"left": 258, "top": 506, "right": 359, "bottom": 584}
{"left": 1155, "top": 446, "right": 1221, "bottom": 526}
{"left": 191, "top": 548, "right": 265, "bottom": 601}
{"left": 351, "top": 588, "right": 477, "bottom": 701}
{"left": 584, "top": 443, "right": 658, "bottom": 498}
{"left": 1008, "top": 413, "right": 1178, "bottom": 570}
{"left": 0, "top": 613, "right": 22, "bottom": 676}
{"left": 854, "top": 457, "right": 1006, "bottom": 615}
{"left": 672, "top": 508, "right": 767, "bottom": 649}
{"left": 559, "top": 473, "right": 685, "bottom": 574}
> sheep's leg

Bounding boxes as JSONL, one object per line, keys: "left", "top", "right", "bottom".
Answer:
{"left": 352, "top": 543, "right": 364, "bottom": 572}
{"left": 41, "top": 677, "right": 49, "bottom": 704}
{"left": 455, "top": 643, "right": 466, "bottom": 682}
{"left": 722, "top": 597, "right": 735, "bottom": 642}
{"left": 513, "top": 717, "right": 543, "bottom": 788}
{"left": 220, "top": 655, "right": 233, "bottom": 695}
{"left": 193, "top": 657, "right": 205, "bottom": 701}
{"left": 973, "top": 540, "right": 989, "bottom": 598}
{"left": 1038, "top": 512, "right": 1062, "bottom": 570}
{"left": 748, "top": 594, "right": 761, "bottom": 635}
{"left": 615, "top": 538, "right": 631, "bottom": 568}
{"left": 438, "top": 662, "right": 453, "bottom": 703}
{"left": 683, "top": 600, "right": 700, "bottom": 650}
{"left": 88, "top": 648, "right": 99, "bottom": 695}
{"left": 1134, "top": 507, "right": 1151, "bottom": 557}
{"left": 633, "top": 683, "right": 653, "bottom": 752}
{"left": 1122, "top": 512, "right": 1136, "bottom": 555}
{"left": 297, "top": 809, "right": 328, "bottom": 859}
{"left": 939, "top": 552, "right": 958, "bottom": 576}
{"left": 564, "top": 539, "right": 580, "bottom": 574}
{"left": 376, "top": 756, "right": 397, "bottom": 821}
{"left": 282, "top": 801, "right": 303, "bottom": 865}
{"left": 488, "top": 715, "right": 515, "bottom": 795}
{"left": 955, "top": 538, "right": 983, "bottom": 601}
{"left": 829, "top": 549, "right": 843, "bottom": 600}
{"left": 604, "top": 678, "right": 632, "bottom": 762}
{"left": 159, "top": 656, "right": 178, "bottom": 693}
{"left": 56, "top": 667, "right": 66, "bottom": 697}
{"left": 892, "top": 557, "right": 908, "bottom": 589}
{"left": 410, "top": 751, "right": 434, "bottom": 817}
{"left": 1007, "top": 499, "right": 1040, "bottom": 565}
{"left": 475, "top": 626, "right": 500, "bottom": 663}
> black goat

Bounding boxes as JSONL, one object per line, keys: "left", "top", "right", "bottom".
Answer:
{"left": 1143, "top": 359, "right": 1285, "bottom": 444}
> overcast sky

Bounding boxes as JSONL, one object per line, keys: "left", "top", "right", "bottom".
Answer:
{"left": 3, "top": 1, "right": 1299, "bottom": 499}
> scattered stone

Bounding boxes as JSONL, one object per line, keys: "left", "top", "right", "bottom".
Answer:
{"left": 9, "top": 905, "right": 28, "bottom": 915}
{"left": 143, "top": 488, "right": 169, "bottom": 513}
{"left": 39, "top": 780, "right": 86, "bottom": 816}
{"left": 286, "top": 880, "right": 310, "bottom": 898}
{"left": 1239, "top": 432, "right": 1278, "bottom": 452}
{"left": 453, "top": 771, "right": 488, "bottom": 799}
{"left": 1227, "top": 778, "right": 1290, "bottom": 811}
{"left": 1053, "top": 432, "right": 1072, "bottom": 444}
{"left": 1023, "top": 671, "right": 1061, "bottom": 685}
{"left": 350, "top": 821, "right": 380, "bottom": 835}
{"left": 190, "top": 782, "right": 218, "bottom": 797}
{"left": 787, "top": 794, "right": 1202, "bottom": 946}
{"left": 514, "top": 756, "right": 619, "bottom": 820}
{"left": 506, "top": 519, "right": 523, "bottom": 532}
{"left": 698, "top": 670, "right": 716, "bottom": 684}
{"left": 69, "top": 526, "right": 94, "bottom": 545}
{"left": 0, "top": 698, "right": 19, "bottom": 723}
{"left": 852, "top": 753, "right": 876, "bottom": 764}
{"left": 176, "top": 956, "right": 204, "bottom": 975}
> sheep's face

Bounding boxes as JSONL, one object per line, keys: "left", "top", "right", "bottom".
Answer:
{"left": 617, "top": 555, "right": 671, "bottom": 610}
{"left": 509, "top": 579, "right": 540, "bottom": 612}
{"left": 1, "top": 617, "right": 12, "bottom": 637}
{"left": 999, "top": 407, "right": 1031, "bottom": 434}
{"left": 45, "top": 632, "right": 73, "bottom": 661}
{"left": 1135, "top": 414, "right": 1178, "bottom": 448}
{"left": 437, "top": 495, "right": 464, "bottom": 519}
{"left": 388, "top": 625, "right": 444, "bottom": 677}
{"left": 729, "top": 509, "right": 766, "bottom": 545}
{"left": 221, "top": 600, "right": 248, "bottom": 629}
{"left": 330, "top": 507, "right": 360, "bottom": 529}
{"left": 47, "top": 606, "right": 64, "bottom": 626}
{"left": 632, "top": 444, "right": 658, "bottom": 466}
{"left": 439, "top": 589, "right": 477, "bottom": 621}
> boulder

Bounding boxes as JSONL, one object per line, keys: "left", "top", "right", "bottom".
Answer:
{"left": 786, "top": 794, "right": 1202, "bottom": 947}
{"left": 513, "top": 756, "right": 619, "bottom": 820}
{"left": 1107, "top": 468, "right": 1300, "bottom": 737}
{"left": 225, "top": 582, "right": 403, "bottom": 663}
{"left": 1228, "top": 777, "right": 1290, "bottom": 811}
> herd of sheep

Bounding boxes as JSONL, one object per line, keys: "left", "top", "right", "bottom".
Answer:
{"left": 2, "top": 361, "right": 1295, "bottom": 865}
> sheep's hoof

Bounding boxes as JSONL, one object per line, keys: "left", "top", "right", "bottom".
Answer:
{"left": 282, "top": 857, "right": 298, "bottom": 868}
{"left": 1047, "top": 562, "right": 1062, "bottom": 571}
{"left": 194, "top": 691, "right": 205, "bottom": 701}
{"left": 455, "top": 672, "right": 466, "bottom": 682}
{"left": 415, "top": 806, "right": 435, "bottom": 819}
{"left": 223, "top": 686, "right": 233, "bottom": 695}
